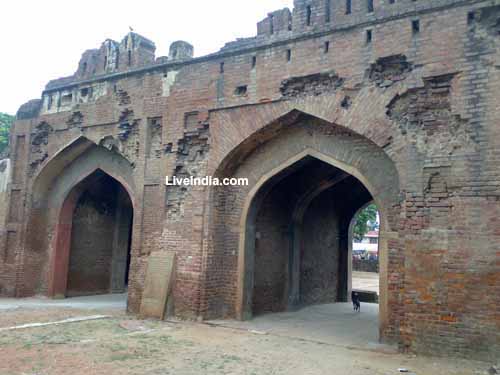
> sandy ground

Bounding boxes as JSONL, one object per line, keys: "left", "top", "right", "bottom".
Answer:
{"left": 352, "top": 271, "right": 379, "bottom": 294}
{"left": 0, "top": 296, "right": 495, "bottom": 375}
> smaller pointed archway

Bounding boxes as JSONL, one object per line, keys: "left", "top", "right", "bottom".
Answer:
{"left": 49, "top": 169, "right": 134, "bottom": 298}
{"left": 349, "top": 202, "right": 381, "bottom": 304}
{"left": 242, "top": 155, "right": 376, "bottom": 317}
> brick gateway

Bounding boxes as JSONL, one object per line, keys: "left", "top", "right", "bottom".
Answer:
{"left": 1, "top": 0, "right": 499, "bottom": 361}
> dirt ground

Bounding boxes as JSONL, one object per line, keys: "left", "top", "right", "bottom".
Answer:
{"left": 0, "top": 305, "right": 495, "bottom": 375}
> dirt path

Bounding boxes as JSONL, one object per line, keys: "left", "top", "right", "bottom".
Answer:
{"left": 0, "top": 307, "right": 493, "bottom": 375}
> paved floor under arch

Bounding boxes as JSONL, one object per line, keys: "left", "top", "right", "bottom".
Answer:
{"left": 207, "top": 302, "right": 390, "bottom": 352}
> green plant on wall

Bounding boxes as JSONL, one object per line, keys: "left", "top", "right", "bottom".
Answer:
{"left": 353, "top": 203, "right": 379, "bottom": 242}
{"left": 0, "top": 112, "right": 14, "bottom": 156}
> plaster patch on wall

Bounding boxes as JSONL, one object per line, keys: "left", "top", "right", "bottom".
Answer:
{"left": 147, "top": 117, "right": 162, "bottom": 159}
{"left": 165, "top": 123, "right": 209, "bottom": 221}
{"left": 367, "top": 54, "right": 414, "bottom": 88}
{"left": 0, "top": 159, "right": 11, "bottom": 193}
{"left": 29, "top": 122, "right": 53, "bottom": 176}
{"left": 117, "top": 109, "right": 140, "bottom": 165}
{"left": 41, "top": 82, "right": 108, "bottom": 115}
{"left": 67, "top": 111, "right": 84, "bottom": 129}
{"left": 386, "top": 74, "right": 478, "bottom": 157}
{"left": 280, "top": 70, "right": 344, "bottom": 99}
{"left": 162, "top": 71, "right": 179, "bottom": 97}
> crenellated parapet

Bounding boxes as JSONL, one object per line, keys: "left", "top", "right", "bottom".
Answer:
{"left": 38, "top": 0, "right": 477, "bottom": 95}
{"left": 169, "top": 41, "right": 194, "bottom": 61}
{"left": 22, "top": 0, "right": 488, "bottom": 118}
{"left": 43, "top": 32, "right": 156, "bottom": 92}
{"left": 257, "top": 8, "right": 293, "bottom": 37}
{"left": 73, "top": 32, "right": 156, "bottom": 81}
{"left": 237, "top": 0, "right": 480, "bottom": 48}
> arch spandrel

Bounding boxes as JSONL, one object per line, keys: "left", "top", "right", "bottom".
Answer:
{"left": 31, "top": 136, "right": 137, "bottom": 210}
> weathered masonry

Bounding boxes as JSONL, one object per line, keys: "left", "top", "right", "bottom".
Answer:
{"left": 1, "top": 0, "right": 499, "bottom": 361}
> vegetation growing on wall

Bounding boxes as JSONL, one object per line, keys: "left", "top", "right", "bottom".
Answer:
{"left": 0, "top": 112, "right": 14, "bottom": 156}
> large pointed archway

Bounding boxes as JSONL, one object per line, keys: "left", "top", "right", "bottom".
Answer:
{"left": 208, "top": 110, "right": 400, "bottom": 342}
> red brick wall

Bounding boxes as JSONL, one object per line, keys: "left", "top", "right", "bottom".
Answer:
{"left": 67, "top": 190, "right": 116, "bottom": 296}
{"left": 253, "top": 188, "right": 291, "bottom": 315}
{"left": 301, "top": 187, "right": 341, "bottom": 305}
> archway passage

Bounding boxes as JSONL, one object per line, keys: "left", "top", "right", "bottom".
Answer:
{"left": 247, "top": 156, "right": 374, "bottom": 317}
{"left": 208, "top": 113, "right": 400, "bottom": 344}
{"left": 351, "top": 203, "right": 380, "bottom": 303}
{"left": 56, "top": 170, "right": 133, "bottom": 298}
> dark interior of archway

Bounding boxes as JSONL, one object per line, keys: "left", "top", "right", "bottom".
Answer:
{"left": 66, "top": 171, "right": 133, "bottom": 297}
{"left": 251, "top": 157, "right": 373, "bottom": 316}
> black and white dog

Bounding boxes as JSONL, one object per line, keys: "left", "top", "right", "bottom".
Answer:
{"left": 351, "top": 291, "right": 361, "bottom": 312}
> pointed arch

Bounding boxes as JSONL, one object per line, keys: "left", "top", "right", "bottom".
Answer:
{"left": 207, "top": 111, "right": 400, "bottom": 342}
{"left": 24, "top": 136, "right": 137, "bottom": 298}
{"left": 48, "top": 169, "right": 134, "bottom": 297}
{"left": 32, "top": 136, "right": 136, "bottom": 208}
{"left": 236, "top": 149, "right": 390, "bottom": 321}
{"left": 347, "top": 200, "right": 379, "bottom": 302}
{"left": 32, "top": 136, "right": 95, "bottom": 203}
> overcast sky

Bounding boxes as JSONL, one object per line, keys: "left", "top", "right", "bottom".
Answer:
{"left": 0, "top": 0, "right": 293, "bottom": 115}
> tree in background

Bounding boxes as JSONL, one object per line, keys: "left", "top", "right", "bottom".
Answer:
{"left": 0, "top": 112, "right": 14, "bottom": 157}
{"left": 353, "top": 203, "right": 379, "bottom": 242}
